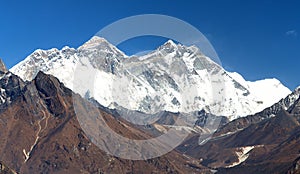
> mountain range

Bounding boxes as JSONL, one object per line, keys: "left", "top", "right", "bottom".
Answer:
{"left": 10, "top": 36, "right": 290, "bottom": 121}
{"left": 0, "top": 36, "right": 298, "bottom": 173}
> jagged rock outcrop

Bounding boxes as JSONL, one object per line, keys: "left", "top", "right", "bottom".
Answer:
{"left": 0, "top": 58, "right": 8, "bottom": 73}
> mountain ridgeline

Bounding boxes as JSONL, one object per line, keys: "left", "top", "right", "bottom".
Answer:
{"left": 10, "top": 36, "right": 290, "bottom": 121}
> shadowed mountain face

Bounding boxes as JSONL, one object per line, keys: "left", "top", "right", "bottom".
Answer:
{"left": 177, "top": 96, "right": 300, "bottom": 174}
{"left": 0, "top": 71, "right": 211, "bottom": 174}
{"left": 214, "top": 86, "right": 300, "bottom": 137}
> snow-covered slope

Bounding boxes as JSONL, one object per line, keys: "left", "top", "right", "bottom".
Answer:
{"left": 228, "top": 72, "right": 291, "bottom": 111}
{"left": 10, "top": 36, "right": 291, "bottom": 120}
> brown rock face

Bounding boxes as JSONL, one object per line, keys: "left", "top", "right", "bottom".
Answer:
{"left": 0, "top": 59, "right": 7, "bottom": 73}
{"left": 0, "top": 71, "right": 209, "bottom": 174}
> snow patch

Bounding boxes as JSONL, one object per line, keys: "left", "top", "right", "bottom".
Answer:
{"left": 225, "top": 145, "right": 264, "bottom": 168}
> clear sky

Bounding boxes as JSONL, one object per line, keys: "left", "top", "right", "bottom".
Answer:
{"left": 0, "top": 0, "right": 299, "bottom": 89}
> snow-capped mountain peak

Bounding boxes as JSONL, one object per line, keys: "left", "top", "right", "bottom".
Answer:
{"left": 78, "top": 36, "right": 108, "bottom": 49}
{"left": 78, "top": 36, "right": 127, "bottom": 58}
{"left": 161, "top": 39, "right": 178, "bottom": 48}
{"left": 228, "top": 72, "right": 291, "bottom": 110}
{"left": 295, "top": 85, "right": 300, "bottom": 91}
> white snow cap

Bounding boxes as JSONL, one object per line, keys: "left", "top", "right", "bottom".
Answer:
{"left": 10, "top": 36, "right": 291, "bottom": 121}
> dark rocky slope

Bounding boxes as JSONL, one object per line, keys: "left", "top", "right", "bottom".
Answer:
{"left": 0, "top": 70, "right": 210, "bottom": 174}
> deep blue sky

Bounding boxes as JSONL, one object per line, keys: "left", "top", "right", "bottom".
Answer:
{"left": 0, "top": 0, "right": 299, "bottom": 89}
